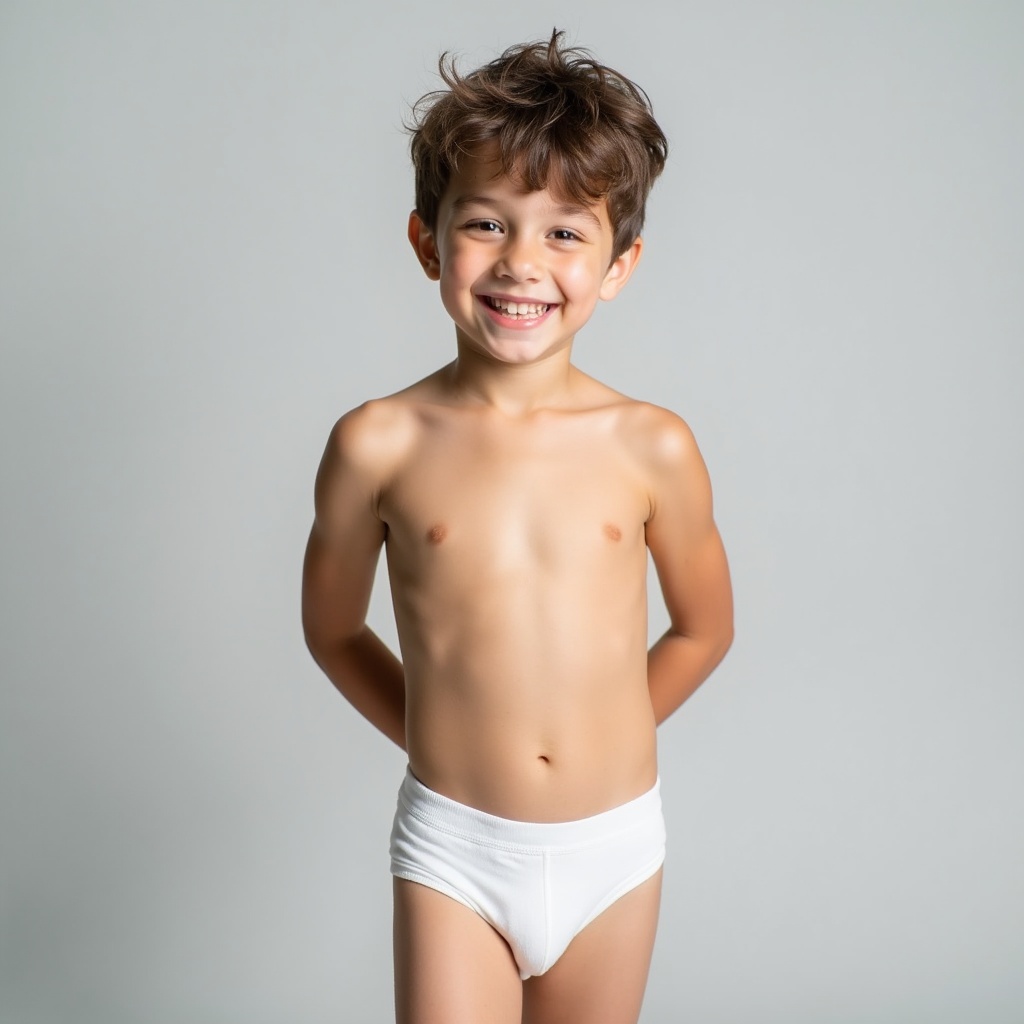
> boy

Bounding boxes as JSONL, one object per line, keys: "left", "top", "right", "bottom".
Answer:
{"left": 302, "top": 31, "right": 733, "bottom": 1024}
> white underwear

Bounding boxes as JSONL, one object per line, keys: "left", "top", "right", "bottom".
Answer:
{"left": 389, "top": 767, "right": 666, "bottom": 979}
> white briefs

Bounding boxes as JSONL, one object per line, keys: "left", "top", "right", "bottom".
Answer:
{"left": 389, "top": 767, "right": 666, "bottom": 979}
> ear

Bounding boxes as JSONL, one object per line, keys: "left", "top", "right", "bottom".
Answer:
{"left": 599, "top": 236, "right": 643, "bottom": 301}
{"left": 408, "top": 210, "right": 441, "bottom": 281}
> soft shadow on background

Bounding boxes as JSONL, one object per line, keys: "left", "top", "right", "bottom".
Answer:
{"left": 2, "top": 3, "right": 1022, "bottom": 1022}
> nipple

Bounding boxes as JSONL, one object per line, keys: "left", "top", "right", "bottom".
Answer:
{"left": 426, "top": 524, "right": 448, "bottom": 545}
{"left": 603, "top": 523, "right": 622, "bottom": 542}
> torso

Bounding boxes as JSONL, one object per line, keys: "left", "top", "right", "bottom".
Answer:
{"left": 376, "top": 369, "right": 661, "bottom": 822}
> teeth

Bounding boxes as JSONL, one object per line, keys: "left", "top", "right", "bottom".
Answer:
{"left": 487, "top": 297, "right": 550, "bottom": 317}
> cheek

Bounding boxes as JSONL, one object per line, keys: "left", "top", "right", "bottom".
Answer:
{"left": 440, "top": 244, "right": 487, "bottom": 292}
{"left": 560, "top": 260, "right": 604, "bottom": 302}
{"left": 437, "top": 253, "right": 483, "bottom": 323}
{"left": 438, "top": 277, "right": 469, "bottom": 325}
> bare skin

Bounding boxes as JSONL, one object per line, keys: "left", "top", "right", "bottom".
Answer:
{"left": 302, "top": 149, "right": 734, "bottom": 1022}
{"left": 393, "top": 871, "right": 662, "bottom": 1024}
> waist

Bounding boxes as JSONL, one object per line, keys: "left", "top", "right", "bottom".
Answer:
{"left": 406, "top": 725, "right": 658, "bottom": 822}
{"left": 403, "top": 664, "right": 658, "bottom": 819}
{"left": 397, "top": 765, "right": 664, "bottom": 844}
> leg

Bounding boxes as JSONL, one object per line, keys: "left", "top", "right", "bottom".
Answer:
{"left": 521, "top": 868, "right": 663, "bottom": 1024}
{"left": 393, "top": 878, "right": 523, "bottom": 1024}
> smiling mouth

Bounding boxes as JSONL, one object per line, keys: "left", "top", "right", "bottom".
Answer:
{"left": 483, "top": 296, "right": 553, "bottom": 319}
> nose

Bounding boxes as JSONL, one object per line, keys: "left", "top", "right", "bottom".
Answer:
{"left": 495, "top": 232, "right": 542, "bottom": 282}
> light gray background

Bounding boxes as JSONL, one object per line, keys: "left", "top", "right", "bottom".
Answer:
{"left": 2, "top": 2, "right": 1022, "bottom": 1022}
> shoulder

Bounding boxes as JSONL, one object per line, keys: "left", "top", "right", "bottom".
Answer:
{"left": 614, "top": 400, "right": 704, "bottom": 472}
{"left": 573, "top": 371, "right": 696, "bottom": 456}
{"left": 573, "top": 370, "right": 706, "bottom": 476}
{"left": 328, "top": 395, "right": 418, "bottom": 464}
{"left": 316, "top": 395, "right": 421, "bottom": 501}
{"left": 610, "top": 401, "right": 712, "bottom": 523}
{"left": 318, "top": 364, "right": 466, "bottom": 488}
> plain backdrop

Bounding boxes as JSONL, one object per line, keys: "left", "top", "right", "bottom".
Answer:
{"left": 2, "top": 2, "right": 1022, "bottom": 1022}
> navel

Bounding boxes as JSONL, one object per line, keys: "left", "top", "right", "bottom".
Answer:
{"left": 603, "top": 522, "right": 622, "bottom": 542}
{"left": 426, "top": 523, "right": 448, "bottom": 545}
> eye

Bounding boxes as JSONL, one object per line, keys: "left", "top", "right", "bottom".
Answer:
{"left": 466, "top": 219, "right": 503, "bottom": 234}
{"left": 550, "top": 228, "right": 582, "bottom": 242}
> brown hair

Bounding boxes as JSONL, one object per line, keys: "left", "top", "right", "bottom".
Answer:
{"left": 408, "top": 30, "right": 668, "bottom": 260}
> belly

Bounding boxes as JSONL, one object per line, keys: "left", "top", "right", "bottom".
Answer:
{"left": 395, "top": 575, "right": 658, "bottom": 822}
{"left": 406, "top": 681, "right": 659, "bottom": 822}
{"left": 384, "top": 488, "right": 657, "bottom": 820}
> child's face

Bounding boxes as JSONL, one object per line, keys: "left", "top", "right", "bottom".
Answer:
{"left": 409, "top": 145, "right": 642, "bottom": 367}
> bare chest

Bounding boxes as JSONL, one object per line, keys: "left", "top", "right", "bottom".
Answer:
{"left": 380, "top": 419, "right": 650, "bottom": 575}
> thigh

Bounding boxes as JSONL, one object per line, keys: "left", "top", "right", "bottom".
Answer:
{"left": 521, "top": 868, "right": 663, "bottom": 1024}
{"left": 392, "top": 878, "right": 522, "bottom": 1024}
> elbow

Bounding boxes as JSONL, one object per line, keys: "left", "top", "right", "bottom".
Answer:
{"left": 303, "top": 624, "right": 323, "bottom": 662}
{"left": 302, "top": 622, "right": 328, "bottom": 670}
{"left": 721, "top": 620, "right": 735, "bottom": 657}
{"left": 301, "top": 605, "right": 323, "bottom": 659}
{"left": 706, "top": 621, "right": 734, "bottom": 673}
{"left": 302, "top": 614, "right": 364, "bottom": 665}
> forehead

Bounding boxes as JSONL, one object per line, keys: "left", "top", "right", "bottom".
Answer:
{"left": 441, "top": 143, "right": 610, "bottom": 226}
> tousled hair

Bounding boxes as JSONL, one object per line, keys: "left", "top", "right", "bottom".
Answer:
{"left": 408, "top": 30, "right": 668, "bottom": 260}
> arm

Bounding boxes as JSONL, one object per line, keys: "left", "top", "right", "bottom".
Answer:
{"left": 301, "top": 405, "right": 407, "bottom": 749}
{"left": 643, "top": 412, "right": 734, "bottom": 725}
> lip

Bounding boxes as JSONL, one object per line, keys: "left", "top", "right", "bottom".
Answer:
{"left": 476, "top": 294, "right": 558, "bottom": 329}
{"left": 482, "top": 292, "right": 557, "bottom": 305}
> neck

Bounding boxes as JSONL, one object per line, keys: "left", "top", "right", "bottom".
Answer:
{"left": 447, "top": 339, "right": 577, "bottom": 416}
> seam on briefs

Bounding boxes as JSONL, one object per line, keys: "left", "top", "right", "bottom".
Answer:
{"left": 396, "top": 776, "right": 661, "bottom": 855}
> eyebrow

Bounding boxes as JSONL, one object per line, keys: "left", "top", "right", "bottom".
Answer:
{"left": 450, "top": 194, "right": 603, "bottom": 229}
{"left": 449, "top": 194, "right": 498, "bottom": 212}
{"left": 552, "top": 203, "right": 603, "bottom": 229}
